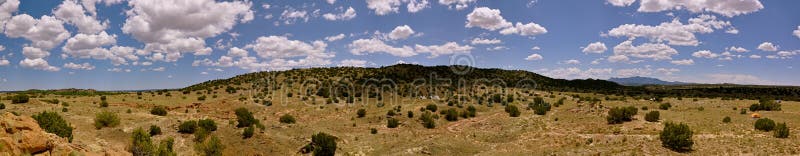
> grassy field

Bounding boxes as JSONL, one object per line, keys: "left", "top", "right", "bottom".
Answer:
{"left": 1, "top": 86, "right": 798, "bottom": 155}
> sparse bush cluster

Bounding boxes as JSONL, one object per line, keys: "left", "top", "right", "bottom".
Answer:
{"left": 660, "top": 122, "right": 693, "bottom": 152}
{"left": 150, "top": 106, "right": 168, "bottom": 116}
{"left": 195, "top": 135, "right": 225, "bottom": 156}
{"left": 149, "top": 125, "right": 162, "bottom": 136}
{"left": 645, "top": 111, "right": 660, "bottom": 122}
{"left": 749, "top": 99, "right": 781, "bottom": 111}
{"left": 301, "top": 133, "right": 337, "bottom": 156}
{"left": 774, "top": 123, "right": 790, "bottom": 138}
{"left": 659, "top": 103, "right": 672, "bottom": 110}
{"left": 130, "top": 128, "right": 176, "bottom": 156}
{"left": 529, "top": 97, "right": 551, "bottom": 115}
{"left": 356, "top": 109, "right": 366, "bottom": 118}
{"left": 235, "top": 108, "right": 260, "bottom": 128}
{"left": 607, "top": 106, "right": 638, "bottom": 124}
{"left": 94, "top": 111, "right": 120, "bottom": 129}
{"left": 10, "top": 94, "right": 30, "bottom": 104}
{"left": 505, "top": 104, "right": 521, "bottom": 117}
{"left": 280, "top": 114, "right": 296, "bottom": 124}
{"left": 178, "top": 119, "right": 217, "bottom": 134}
{"left": 425, "top": 104, "right": 438, "bottom": 112}
{"left": 32, "top": 111, "right": 73, "bottom": 142}
{"left": 99, "top": 95, "right": 109, "bottom": 107}
{"left": 242, "top": 126, "right": 255, "bottom": 139}
{"left": 198, "top": 119, "right": 218, "bottom": 131}
{"left": 444, "top": 108, "right": 459, "bottom": 121}
{"left": 178, "top": 120, "right": 198, "bottom": 134}
{"left": 387, "top": 118, "right": 400, "bottom": 128}
{"left": 754, "top": 118, "right": 775, "bottom": 131}
{"left": 420, "top": 111, "right": 436, "bottom": 129}
{"left": 41, "top": 99, "right": 59, "bottom": 104}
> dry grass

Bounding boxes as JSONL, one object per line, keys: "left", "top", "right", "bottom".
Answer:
{"left": 1, "top": 88, "right": 797, "bottom": 155}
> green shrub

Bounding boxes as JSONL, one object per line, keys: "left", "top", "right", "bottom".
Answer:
{"left": 386, "top": 110, "right": 396, "bottom": 116}
{"left": 491, "top": 94, "right": 502, "bottom": 103}
{"left": 444, "top": 108, "right": 458, "bottom": 121}
{"left": 659, "top": 103, "right": 671, "bottom": 110}
{"left": 32, "top": 111, "right": 73, "bottom": 142}
{"left": 62, "top": 107, "right": 68, "bottom": 112}
{"left": 425, "top": 104, "right": 438, "bottom": 112}
{"left": 554, "top": 97, "right": 565, "bottom": 107}
{"left": 198, "top": 119, "right": 217, "bottom": 131}
{"left": 194, "top": 127, "right": 209, "bottom": 142}
{"left": 466, "top": 106, "right": 477, "bottom": 117}
{"left": 722, "top": 116, "right": 731, "bottom": 123}
{"left": 130, "top": 128, "right": 154, "bottom": 155}
{"left": 407, "top": 111, "right": 414, "bottom": 118}
{"left": 749, "top": 99, "right": 781, "bottom": 111}
{"left": 641, "top": 106, "right": 648, "bottom": 110}
{"left": 100, "top": 95, "right": 107, "bottom": 101}
{"left": 197, "top": 95, "right": 206, "bottom": 101}
{"left": 356, "top": 109, "right": 366, "bottom": 118}
{"left": 740, "top": 109, "right": 747, "bottom": 114}
{"left": 100, "top": 101, "right": 109, "bottom": 107}
{"left": 150, "top": 106, "right": 168, "bottom": 116}
{"left": 505, "top": 104, "right": 521, "bottom": 117}
{"left": 774, "top": 123, "right": 789, "bottom": 138}
{"left": 420, "top": 112, "right": 436, "bottom": 129}
{"left": 11, "top": 94, "right": 30, "bottom": 104}
{"left": 280, "top": 114, "right": 296, "bottom": 124}
{"left": 387, "top": 118, "right": 400, "bottom": 128}
{"left": 529, "top": 97, "right": 551, "bottom": 115}
{"left": 149, "top": 125, "right": 162, "bottom": 136}
{"left": 235, "top": 108, "right": 259, "bottom": 128}
{"left": 645, "top": 111, "right": 660, "bottom": 122}
{"left": 178, "top": 120, "right": 198, "bottom": 134}
{"left": 754, "top": 118, "right": 776, "bottom": 131}
{"left": 659, "top": 122, "right": 693, "bottom": 152}
{"left": 41, "top": 99, "right": 59, "bottom": 104}
{"left": 195, "top": 135, "right": 224, "bottom": 156}
{"left": 155, "top": 137, "right": 176, "bottom": 156}
{"left": 94, "top": 111, "right": 120, "bottom": 129}
{"left": 370, "top": 128, "right": 377, "bottom": 134}
{"left": 242, "top": 126, "right": 255, "bottom": 139}
{"left": 310, "top": 133, "right": 337, "bottom": 156}
{"left": 607, "top": 106, "right": 638, "bottom": 124}
{"left": 0, "top": 103, "right": 5, "bottom": 109}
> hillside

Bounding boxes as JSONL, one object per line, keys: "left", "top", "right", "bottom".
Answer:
{"left": 186, "top": 64, "right": 627, "bottom": 94}
{"left": 185, "top": 64, "right": 800, "bottom": 101}
{"left": 608, "top": 76, "right": 690, "bottom": 86}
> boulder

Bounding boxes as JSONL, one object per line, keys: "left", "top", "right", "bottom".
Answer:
{"left": 0, "top": 112, "right": 128, "bottom": 155}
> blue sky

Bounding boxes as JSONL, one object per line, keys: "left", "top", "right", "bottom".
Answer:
{"left": 0, "top": 0, "right": 798, "bottom": 91}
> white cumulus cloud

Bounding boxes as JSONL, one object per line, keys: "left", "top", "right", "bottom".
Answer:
{"left": 670, "top": 59, "right": 694, "bottom": 65}
{"left": 323, "top": 7, "right": 357, "bottom": 21}
{"left": 466, "top": 7, "right": 547, "bottom": 37}
{"left": 525, "top": 53, "right": 543, "bottom": 61}
{"left": 582, "top": 42, "right": 607, "bottom": 54}
{"left": 757, "top": 42, "right": 778, "bottom": 51}
{"left": 63, "top": 62, "right": 95, "bottom": 70}
{"left": 609, "top": 0, "right": 764, "bottom": 17}
{"left": 388, "top": 25, "right": 415, "bottom": 40}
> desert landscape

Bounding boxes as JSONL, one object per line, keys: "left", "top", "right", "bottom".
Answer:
{"left": 2, "top": 65, "right": 798, "bottom": 155}
{"left": 1, "top": 0, "right": 799, "bottom": 155}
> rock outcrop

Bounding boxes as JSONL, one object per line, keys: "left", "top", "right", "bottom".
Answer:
{"left": 0, "top": 112, "right": 128, "bottom": 156}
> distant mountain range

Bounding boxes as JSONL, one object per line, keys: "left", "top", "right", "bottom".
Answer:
{"left": 608, "top": 76, "right": 691, "bottom": 86}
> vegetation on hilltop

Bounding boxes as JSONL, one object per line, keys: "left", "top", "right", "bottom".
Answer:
{"left": 183, "top": 64, "right": 800, "bottom": 101}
